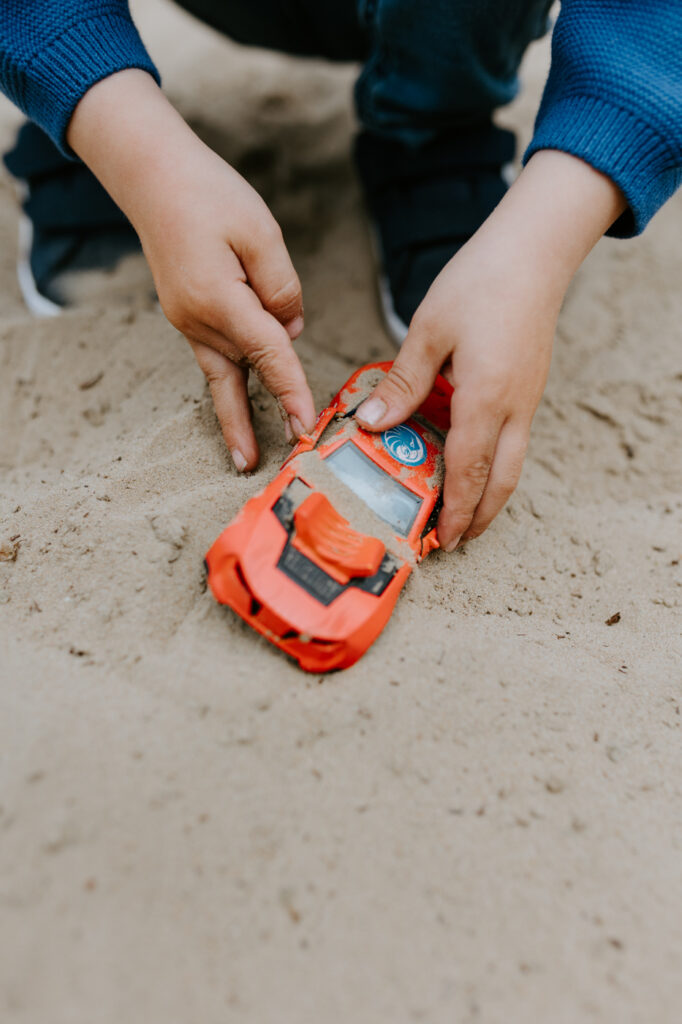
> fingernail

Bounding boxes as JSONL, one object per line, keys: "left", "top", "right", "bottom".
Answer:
{"left": 356, "top": 396, "right": 387, "bottom": 427}
{"left": 231, "top": 448, "right": 247, "bottom": 472}
{"left": 290, "top": 415, "right": 306, "bottom": 438}
{"left": 284, "top": 419, "right": 294, "bottom": 444}
{"left": 443, "top": 534, "right": 461, "bottom": 553}
{"left": 286, "top": 316, "right": 304, "bottom": 340}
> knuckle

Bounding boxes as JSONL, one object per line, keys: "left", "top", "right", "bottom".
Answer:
{"left": 478, "top": 391, "right": 505, "bottom": 419}
{"left": 205, "top": 369, "right": 229, "bottom": 391}
{"left": 162, "top": 284, "right": 211, "bottom": 334}
{"left": 265, "top": 276, "right": 301, "bottom": 315}
{"left": 461, "top": 455, "right": 493, "bottom": 487}
{"left": 495, "top": 483, "right": 515, "bottom": 507}
{"left": 243, "top": 340, "right": 274, "bottom": 371}
{"left": 269, "top": 220, "right": 285, "bottom": 246}
{"left": 478, "top": 374, "right": 512, "bottom": 413}
{"left": 255, "top": 216, "right": 284, "bottom": 250}
{"left": 384, "top": 361, "right": 424, "bottom": 402}
{"left": 244, "top": 342, "right": 288, "bottom": 388}
{"left": 497, "top": 473, "right": 520, "bottom": 501}
{"left": 160, "top": 294, "right": 190, "bottom": 334}
{"left": 191, "top": 291, "right": 219, "bottom": 325}
{"left": 169, "top": 311, "right": 191, "bottom": 337}
{"left": 495, "top": 443, "right": 527, "bottom": 498}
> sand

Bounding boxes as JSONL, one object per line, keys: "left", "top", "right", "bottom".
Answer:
{"left": 1, "top": 2, "right": 681, "bottom": 1021}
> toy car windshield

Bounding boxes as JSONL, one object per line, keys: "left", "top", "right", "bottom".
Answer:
{"left": 324, "top": 441, "right": 423, "bottom": 536}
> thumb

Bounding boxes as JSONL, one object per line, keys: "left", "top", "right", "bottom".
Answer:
{"left": 354, "top": 334, "right": 444, "bottom": 432}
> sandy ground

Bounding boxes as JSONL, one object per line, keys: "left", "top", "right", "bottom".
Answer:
{"left": 1, "top": 2, "right": 681, "bottom": 1021}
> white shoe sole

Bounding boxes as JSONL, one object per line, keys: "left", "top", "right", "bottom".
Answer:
{"left": 501, "top": 159, "right": 517, "bottom": 188}
{"left": 376, "top": 267, "right": 409, "bottom": 347}
{"left": 367, "top": 222, "right": 409, "bottom": 347}
{"left": 16, "top": 205, "right": 62, "bottom": 318}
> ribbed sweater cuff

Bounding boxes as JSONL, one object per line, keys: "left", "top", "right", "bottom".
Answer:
{"left": 524, "top": 94, "right": 682, "bottom": 238}
{"left": 20, "top": 11, "right": 160, "bottom": 157}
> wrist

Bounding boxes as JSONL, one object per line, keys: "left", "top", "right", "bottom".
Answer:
{"left": 475, "top": 150, "right": 627, "bottom": 297}
{"left": 66, "top": 69, "right": 205, "bottom": 226}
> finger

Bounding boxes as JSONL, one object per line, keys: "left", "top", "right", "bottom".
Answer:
{"left": 354, "top": 315, "right": 449, "bottom": 431}
{"left": 437, "top": 395, "right": 506, "bottom": 551}
{"left": 207, "top": 280, "right": 316, "bottom": 437}
{"left": 188, "top": 339, "right": 259, "bottom": 471}
{"left": 462, "top": 423, "right": 529, "bottom": 541}
{"left": 237, "top": 218, "right": 304, "bottom": 334}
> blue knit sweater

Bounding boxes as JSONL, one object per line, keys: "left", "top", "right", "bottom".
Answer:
{"left": 1, "top": 0, "right": 680, "bottom": 236}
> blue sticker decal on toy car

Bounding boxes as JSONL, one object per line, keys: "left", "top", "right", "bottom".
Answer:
{"left": 381, "top": 424, "right": 427, "bottom": 467}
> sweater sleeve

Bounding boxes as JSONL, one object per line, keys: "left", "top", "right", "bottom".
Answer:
{"left": 524, "top": 0, "right": 682, "bottom": 237}
{"left": 0, "top": 1, "right": 160, "bottom": 156}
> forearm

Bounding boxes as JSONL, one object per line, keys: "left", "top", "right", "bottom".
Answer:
{"left": 0, "top": 2, "right": 158, "bottom": 153}
{"left": 473, "top": 149, "right": 627, "bottom": 303}
{"left": 66, "top": 68, "right": 205, "bottom": 226}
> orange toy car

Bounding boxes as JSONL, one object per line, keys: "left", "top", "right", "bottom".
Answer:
{"left": 205, "top": 362, "right": 452, "bottom": 672}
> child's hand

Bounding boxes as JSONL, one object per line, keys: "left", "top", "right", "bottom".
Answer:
{"left": 134, "top": 143, "right": 314, "bottom": 473}
{"left": 359, "top": 238, "right": 557, "bottom": 549}
{"left": 356, "top": 151, "right": 627, "bottom": 550}
{"left": 67, "top": 70, "right": 315, "bottom": 472}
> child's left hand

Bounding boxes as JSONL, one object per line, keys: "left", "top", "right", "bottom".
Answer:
{"left": 357, "top": 230, "right": 558, "bottom": 551}
{"left": 355, "top": 151, "right": 627, "bottom": 550}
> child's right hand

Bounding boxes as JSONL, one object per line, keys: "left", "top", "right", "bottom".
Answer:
{"left": 67, "top": 70, "right": 316, "bottom": 472}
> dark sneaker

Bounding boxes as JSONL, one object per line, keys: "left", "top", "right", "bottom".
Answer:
{"left": 3, "top": 122, "right": 149, "bottom": 316}
{"left": 354, "top": 123, "right": 515, "bottom": 344}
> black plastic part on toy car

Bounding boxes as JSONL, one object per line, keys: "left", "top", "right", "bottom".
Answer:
{"left": 420, "top": 494, "right": 443, "bottom": 539}
{"left": 272, "top": 483, "right": 400, "bottom": 607}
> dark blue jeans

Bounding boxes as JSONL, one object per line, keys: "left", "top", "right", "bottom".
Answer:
{"left": 178, "top": 0, "right": 552, "bottom": 143}
{"left": 6, "top": 0, "right": 553, "bottom": 249}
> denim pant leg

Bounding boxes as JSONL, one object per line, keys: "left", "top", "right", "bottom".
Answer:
{"left": 5, "top": 1, "right": 368, "bottom": 199}
{"left": 174, "top": 0, "right": 367, "bottom": 62}
{"left": 355, "top": 0, "right": 553, "bottom": 145}
{"left": 7, "top": 1, "right": 552, "bottom": 185}
{"left": 178, "top": 0, "right": 552, "bottom": 144}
